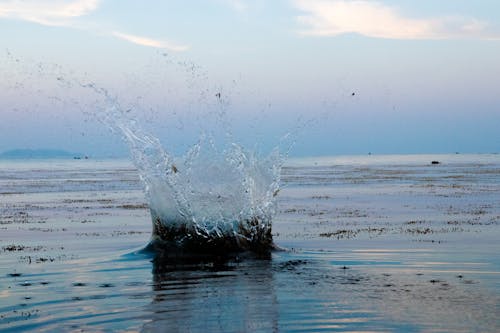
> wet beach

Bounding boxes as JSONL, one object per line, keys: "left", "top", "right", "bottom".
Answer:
{"left": 1, "top": 154, "right": 499, "bottom": 332}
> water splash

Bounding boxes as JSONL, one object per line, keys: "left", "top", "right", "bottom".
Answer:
{"left": 2, "top": 52, "right": 287, "bottom": 255}
{"left": 86, "top": 73, "right": 283, "bottom": 256}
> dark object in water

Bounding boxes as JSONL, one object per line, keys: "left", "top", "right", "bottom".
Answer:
{"left": 147, "top": 216, "right": 275, "bottom": 262}
{"left": 431, "top": 161, "right": 440, "bottom": 165}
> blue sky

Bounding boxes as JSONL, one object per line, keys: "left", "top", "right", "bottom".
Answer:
{"left": 0, "top": 0, "right": 499, "bottom": 157}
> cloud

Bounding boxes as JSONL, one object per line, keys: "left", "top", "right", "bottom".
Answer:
{"left": 293, "top": 0, "right": 500, "bottom": 40}
{"left": 0, "top": 1, "right": 189, "bottom": 51}
{"left": 112, "top": 32, "right": 189, "bottom": 52}
{"left": 0, "top": 0, "right": 99, "bottom": 26}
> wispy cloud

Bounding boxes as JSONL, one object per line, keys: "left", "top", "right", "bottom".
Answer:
{"left": 0, "top": 0, "right": 99, "bottom": 26}
{"left": 112, "top": 32, "right": 189, "bottom": 52}
{"left": 293, "top": 0, "right": 500, "bottom": 40}
{"left": 0, "top": 0, "right": 189, "bottom": 51}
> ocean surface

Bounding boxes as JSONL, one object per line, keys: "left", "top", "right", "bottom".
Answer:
{"left": 1, "top": 154, "right": 499, "bottom": 332}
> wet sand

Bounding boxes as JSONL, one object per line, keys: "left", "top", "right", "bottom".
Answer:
{"left": 1, "top": 155, "right": 499, "bottom": 332}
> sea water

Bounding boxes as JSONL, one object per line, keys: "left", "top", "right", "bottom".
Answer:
{"left": 1, "top": 155, "right": 499, "bottom": 332}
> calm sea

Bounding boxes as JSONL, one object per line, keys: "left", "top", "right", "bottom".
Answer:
{"left": 1, "top": 154, "right": 499, "bottom": 332}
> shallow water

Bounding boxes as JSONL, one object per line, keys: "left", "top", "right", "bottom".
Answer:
{"left": 1, "top": 154, "right": 499, "bottom": 332}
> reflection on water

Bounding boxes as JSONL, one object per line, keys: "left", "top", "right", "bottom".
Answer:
{"left": 145, "top": 256, "right": 278, "bottom": 332}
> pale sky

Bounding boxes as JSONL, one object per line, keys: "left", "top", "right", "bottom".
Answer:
{"left": 1, "top": 0, "right": 499, "bottom": 157}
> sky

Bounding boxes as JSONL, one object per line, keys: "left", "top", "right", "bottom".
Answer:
{"left": 0, "top": 0, "right": 499, "bottom": 157}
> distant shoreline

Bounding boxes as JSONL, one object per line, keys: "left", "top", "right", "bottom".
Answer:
{"left": 0, "top": 149, "right": 84, "bottom": 160}
{"left": 0, "top": 149, "right": 498, "bottom": 161}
